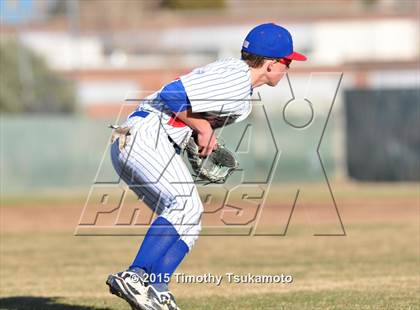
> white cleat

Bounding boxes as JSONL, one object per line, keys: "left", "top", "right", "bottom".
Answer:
{"left": 106, "top": 269, "right": 154, "bottom": 310}
{"left": 144, "top": 284, "right": 181, "bottom": 310}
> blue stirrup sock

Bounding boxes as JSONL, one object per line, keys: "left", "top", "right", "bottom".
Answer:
{"left": 130, "top": 216, "right": 180, "bottom": 274}
{"left": 150, "top": 239, "right": 190, "bottom": 285}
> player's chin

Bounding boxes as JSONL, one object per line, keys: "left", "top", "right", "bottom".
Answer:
{"left": 267, "top": 79, "right": 281, "bottom": 87}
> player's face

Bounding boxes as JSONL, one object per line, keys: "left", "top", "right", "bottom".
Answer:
{"left": 265, "top": 58, "right": 291, "bottom": 86}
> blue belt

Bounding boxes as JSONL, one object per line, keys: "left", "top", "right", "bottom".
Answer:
{"left": 128, "top": 109, "right": 181, "bottom": 155}
{"left": 129, "top": 110, "right": 150, "bottom": 118}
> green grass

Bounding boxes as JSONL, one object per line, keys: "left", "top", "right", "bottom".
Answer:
{"left": 1, "top": 221, "right": 419, "bottom": 309}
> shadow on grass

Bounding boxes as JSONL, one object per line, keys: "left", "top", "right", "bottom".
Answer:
{"left": 0, "top": 296, "right": 111, "bottom": 310}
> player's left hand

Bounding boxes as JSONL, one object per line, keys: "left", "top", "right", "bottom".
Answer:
{"left": 197, "top": 129, "right": 218, "bottom": 157}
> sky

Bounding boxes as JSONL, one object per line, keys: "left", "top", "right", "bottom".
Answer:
{"left": 0, "top": 0, "right": 35, "bottom": 25}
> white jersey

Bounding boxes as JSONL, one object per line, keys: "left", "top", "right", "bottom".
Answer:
{"left": 113, "top": 58, "right": 253, "bottom": 250}
{"left": 131, "top": 57, "right": 253, "bottom": 147}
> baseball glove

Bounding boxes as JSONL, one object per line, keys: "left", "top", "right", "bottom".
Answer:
{"left": 185, "top": 136, "right": 239, "bottom": 183}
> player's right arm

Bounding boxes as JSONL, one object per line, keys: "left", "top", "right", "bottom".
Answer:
{"left": 175, "top": 109, "right": 217, "bottom": 157}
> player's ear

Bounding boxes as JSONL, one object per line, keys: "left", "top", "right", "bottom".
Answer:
{"left": 266, "top": 60, "right": 275, "bottom": 72}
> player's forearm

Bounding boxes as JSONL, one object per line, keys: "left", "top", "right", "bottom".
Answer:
{"left": 175, "top": 110, "right": 217, "bottom": 156}
{"left": 174, "top": 110, "right": 212, "bottom": 135}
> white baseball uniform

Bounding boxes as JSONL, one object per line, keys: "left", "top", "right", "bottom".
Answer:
{"left": 111, "top": 57, "right": 253, "bottom": 249}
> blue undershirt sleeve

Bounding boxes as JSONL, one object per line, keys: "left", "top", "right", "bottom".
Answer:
{"left": 158, "top": 79, "right": 191, "bottom": 112}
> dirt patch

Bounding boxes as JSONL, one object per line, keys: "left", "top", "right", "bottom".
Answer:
{"left": 1, "top": 185, "right": 418, "bottom": 233}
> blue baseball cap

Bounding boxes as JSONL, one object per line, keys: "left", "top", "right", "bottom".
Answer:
{"left": 242, "top": 23, "right": 307, "bottom": 61}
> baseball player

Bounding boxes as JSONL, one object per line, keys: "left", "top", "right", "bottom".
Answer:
{"left": 106, "top": 23, "right": 306, "bottom": 310}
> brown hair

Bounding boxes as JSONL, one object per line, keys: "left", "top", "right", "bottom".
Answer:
{"left": 241, "top": 51, "right": 274, "bottom": 68}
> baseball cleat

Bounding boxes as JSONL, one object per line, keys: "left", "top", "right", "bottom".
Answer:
{"left": 144, "top": 284, "right": 180, "bottom": 310}
{"left": 106, "top": 269, "right": 153, "bottom": 310}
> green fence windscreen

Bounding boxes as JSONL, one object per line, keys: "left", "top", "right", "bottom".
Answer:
{"left": 345, "top": 88, "right": 419, "bottom": 181}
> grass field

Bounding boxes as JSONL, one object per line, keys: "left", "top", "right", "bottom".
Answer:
{"left": 1, "top": 183, "right": 419, "bottom": 309}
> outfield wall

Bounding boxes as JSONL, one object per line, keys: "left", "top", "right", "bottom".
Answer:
{"left": 1, "top": 112, "right": 336, "bottom": 194}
